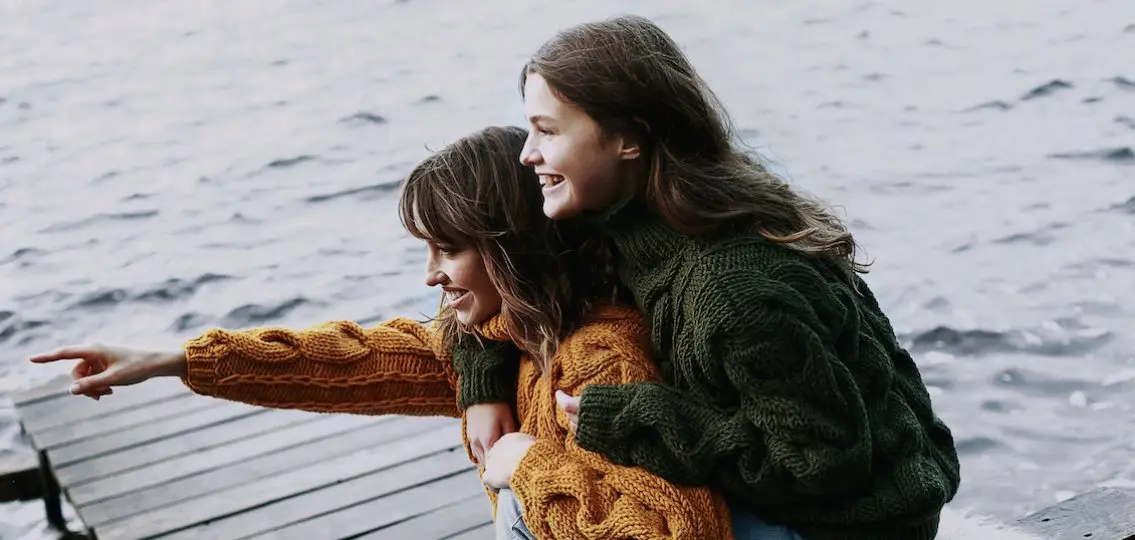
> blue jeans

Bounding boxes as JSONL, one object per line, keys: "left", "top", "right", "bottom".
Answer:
{"left": 495, "top": 489, "right": 536, "bottom": 540}
{"left": 729, "top": 499, "right": 802, "bottom": 540}
{"left": 495, "top": 489, "right": 801, "bottom": 539}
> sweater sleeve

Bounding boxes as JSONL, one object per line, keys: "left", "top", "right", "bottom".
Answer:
{"left": 510, "top": 338, "right": 731, "bottom": 540}
{"left": 181, "top": 317, "right": 460, "bottom": 417}
{"left": 451, "top": 334, "right": 521, "bottom": 410}
{"left": 573, "top": 271, "right": 874, "bottom": 507}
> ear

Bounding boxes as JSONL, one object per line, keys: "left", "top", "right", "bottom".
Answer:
{"left": 617, "top": 117, "right": 649, "bottom": 160}
{"left": 618, "top": 139, "right": 641, "bottom": 160}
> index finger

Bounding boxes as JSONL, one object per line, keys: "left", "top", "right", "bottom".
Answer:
{"left": 29, "top": 346, "right": 99, "bottom": 364}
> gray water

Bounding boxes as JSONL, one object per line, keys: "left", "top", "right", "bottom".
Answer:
{"left": 2, "top": 0, "right": 1134, "bottom": 537}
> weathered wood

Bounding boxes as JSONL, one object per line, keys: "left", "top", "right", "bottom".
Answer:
{"left": 36, "top": 394, "right": 224, "bottom": 454}
{"left": 10, "top": 375, "right": 73, "bottom": 407}
{"left": 65, "top": 409, "right": 353, "bottom": 503}
{"left": 1016, "top": 487, "right": 1135, "bottom": 540}
{"left": 13, "top": 373, "right": 485, "bottom": 540}
{"left": 98, "top": 425, "right": 464, "bottom": 540}
{"left": 251, "top": 467, "right": 485, "bottom": 540}
{"left": 18, "top": 377, "right": 186, "bottom": 434}
{"left": 79, "top": 414, "right": 449, "bottom": 527}
{"left": 354, "top": 493, "right": 493, "bottom": 540}
{"left": 446, "top": 523, "right": 494, "bottom": 540}
{"left": 47, "top": 400, "right": 261, "bottom": 467}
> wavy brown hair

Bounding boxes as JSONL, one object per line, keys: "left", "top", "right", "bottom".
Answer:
{"left": 399, "top": 126, "right": 622, "bottom": 373}
{"left": 520, "top": 15, "right": 870, "bottom": 276}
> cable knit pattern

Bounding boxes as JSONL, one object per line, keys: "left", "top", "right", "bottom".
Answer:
{"left": 478, "top": 305, "right": 731, "bottom": 540}
{"left": 183, "top": 318, "right": 461, "bottom": 416}
{"left": 455, "top": 201, "right": 962, "bottom": 540}
{"left": 180, "top": 306, "right": 730, "bottom": 539}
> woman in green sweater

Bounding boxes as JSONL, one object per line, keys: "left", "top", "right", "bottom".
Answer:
{"left": 465, "top": 15, "right": 962, "bottom": 540}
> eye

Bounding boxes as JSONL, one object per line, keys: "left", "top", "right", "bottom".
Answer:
{"left": 436, "top": 244, "right": 462, "bottom": 256}
{"left": 537, "top": 127, "right": 553, "bottom": 136}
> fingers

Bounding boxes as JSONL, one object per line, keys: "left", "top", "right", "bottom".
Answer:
{"left": 480, "top": 448, "right": 502, "bottom": 489}
{"left": 484, "top": 425, "right": 503, "bottom": 451}
{"left": 29, "top": 345, "right": 101, "bottom": 364}
{"left": 555, "top": 390, "right": 580, "bottom": 413}
{"left": 81, "top": 387, "right": 114, "bottom": 401}
{"left": 482, "top": 469, "right": 504, "bottom": 489}
{"left": 471, "top": 440, "right": 485, "bottom": 465}
{"left": 501, "top": 413, "right": 517, "bottom": 435}
{"left": 71, "top": 370, "right": 118, "bottom": 396}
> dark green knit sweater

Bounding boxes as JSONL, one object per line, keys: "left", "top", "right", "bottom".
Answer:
{"left": 453, "top": 200, "right": 961, "bottom": 540}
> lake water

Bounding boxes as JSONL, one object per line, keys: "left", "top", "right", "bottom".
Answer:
{"left": 2, "top": 0, "right": 1134, "bottom": 537}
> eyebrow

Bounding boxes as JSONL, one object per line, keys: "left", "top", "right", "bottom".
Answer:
{"left": 527, "top": 114, "right": 555, "bottom": 124}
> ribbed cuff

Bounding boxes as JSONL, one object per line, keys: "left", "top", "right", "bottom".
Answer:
{"left": 453, "top": 338, "right": 518, "bottom": 410}
{"left": 181, "top": 331, "right": 226, "bottom": 396}
{"left": 574, "top": 384, "right": 633, "bottom": 461}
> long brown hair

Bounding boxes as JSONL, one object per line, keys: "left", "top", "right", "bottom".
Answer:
{"left": 399, "top": 125, "right": 621, "bottom": 373}
{"left": 520, "top": 15, "right": 870, "bottom": 275}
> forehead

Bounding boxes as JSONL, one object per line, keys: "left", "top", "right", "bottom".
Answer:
{"left": 523, "top": 74, "right": 566, "bottom": 119}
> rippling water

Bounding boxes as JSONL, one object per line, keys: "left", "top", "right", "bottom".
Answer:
{"left": 2, "top": 0, "right": 1134, "bottom": 537}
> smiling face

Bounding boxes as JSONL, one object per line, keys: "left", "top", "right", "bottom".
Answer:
{"left": 422, "top": 241, "right": 501, "bottom": 327}
{"left": 520, "top": 73, "right": 641, "bottom": 220}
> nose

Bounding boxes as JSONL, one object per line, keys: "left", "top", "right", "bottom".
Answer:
{"left": 424, "top": 251, "right": 446, "bottom": 287}
{"left": 520, "top": 131, "right": 540, "bottom": 166}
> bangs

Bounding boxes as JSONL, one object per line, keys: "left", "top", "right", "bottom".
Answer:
{"left": 398, "top": 158, "right": 475, "bottom": 248}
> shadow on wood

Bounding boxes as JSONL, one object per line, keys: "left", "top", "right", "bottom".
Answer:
{"left": 0, "top": 451, "right": 41, "bottom": 502}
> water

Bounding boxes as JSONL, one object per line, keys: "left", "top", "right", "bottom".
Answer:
{"left": 2, "top": 0, "right": 1133, "bottom": 536}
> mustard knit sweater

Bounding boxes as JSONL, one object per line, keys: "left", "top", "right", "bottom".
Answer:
{"left": 181, "top": 304, "right": 731, "bottom": 540}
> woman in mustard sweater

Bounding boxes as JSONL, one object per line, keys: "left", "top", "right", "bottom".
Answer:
{"left": 30, "top": 126, "right": 732, "bottom": 540}
{"left": 454, "top": 15, "right": 962, "bottom": 540}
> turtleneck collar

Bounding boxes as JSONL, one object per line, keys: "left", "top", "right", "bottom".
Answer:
{"left": 473, "top": 312, "right": 511, "bottom": 343}
{"left": 585, "top": 196, "right": 687, "bottom": 275}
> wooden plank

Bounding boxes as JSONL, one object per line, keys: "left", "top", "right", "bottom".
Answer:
{"left": 445, "top": 523, "right": 494, "bottom": 540}
{"left": 1016, "top": 487, "right": 1135, "bottom": 539}
{"left": 172, "top": 450, "right": 476, "bottom": 540}
{"left": 65, "top": 409, "right": 354, "bottom": 503}
{"left": 34, "top": 393, "right": 220, "bottom": 451}
{"left": 59, "top": 407, "right": 311, "bottom": 491}
{"left": 47, "top": 400, "right": 260, "bottom": 467}
{"left": 18, "top": 378, "right": 187, "bottom": 435}
{"left": 9, "top": 374, "right": 73, "bottom": 407}
{"left": 353, "top": 492, "right": 492, "bottom": 540}
{"left": 256, "top": 468, "right": 486, "bottom": 540}
{"left": 80, "top": 415, "right": 451, "bottom": 527}
{"left": 95, "top": 423, "right": 464, "bottom": 540}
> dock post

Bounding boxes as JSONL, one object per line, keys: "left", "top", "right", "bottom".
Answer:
{"left": 36, "top": 449, "right": 69, "bottom": 532}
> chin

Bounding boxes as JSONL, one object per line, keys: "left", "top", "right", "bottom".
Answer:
{"left": 542, "top": 199, "right": 582, "bottom": 220}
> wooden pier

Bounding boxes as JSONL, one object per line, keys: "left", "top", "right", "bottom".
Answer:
{"left": 2, "top": 376, "right": 493, "bottom": 539}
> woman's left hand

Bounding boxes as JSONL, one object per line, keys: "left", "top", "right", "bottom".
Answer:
{"left": 482, "top": 432, "right": 537, "bottom": 489}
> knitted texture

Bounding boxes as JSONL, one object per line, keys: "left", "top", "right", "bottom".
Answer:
{"left": 455, "top": 201, "right": 962, "bottom": 540}
{"left": 181, "top": 305, "right": 731, "bottom": 539}
{"left": 183, "top": 317, "right": 460, "bottom": 417}
{"left": 480, "top": 305, "right": 731, "bottom": 540}
{"left": 452, "top": 335, "right": 520, "bottom": 410}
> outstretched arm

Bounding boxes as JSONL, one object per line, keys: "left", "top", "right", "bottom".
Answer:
{"left": 31, "top": 317, "right": 461, "bottom": 417}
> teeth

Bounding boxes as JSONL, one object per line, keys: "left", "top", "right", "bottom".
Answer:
{"left": 447, "top": 290, "right": 467, "bottom": 303}
{"left": 540, "top": 175, "right": 564, "bottom": 187}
